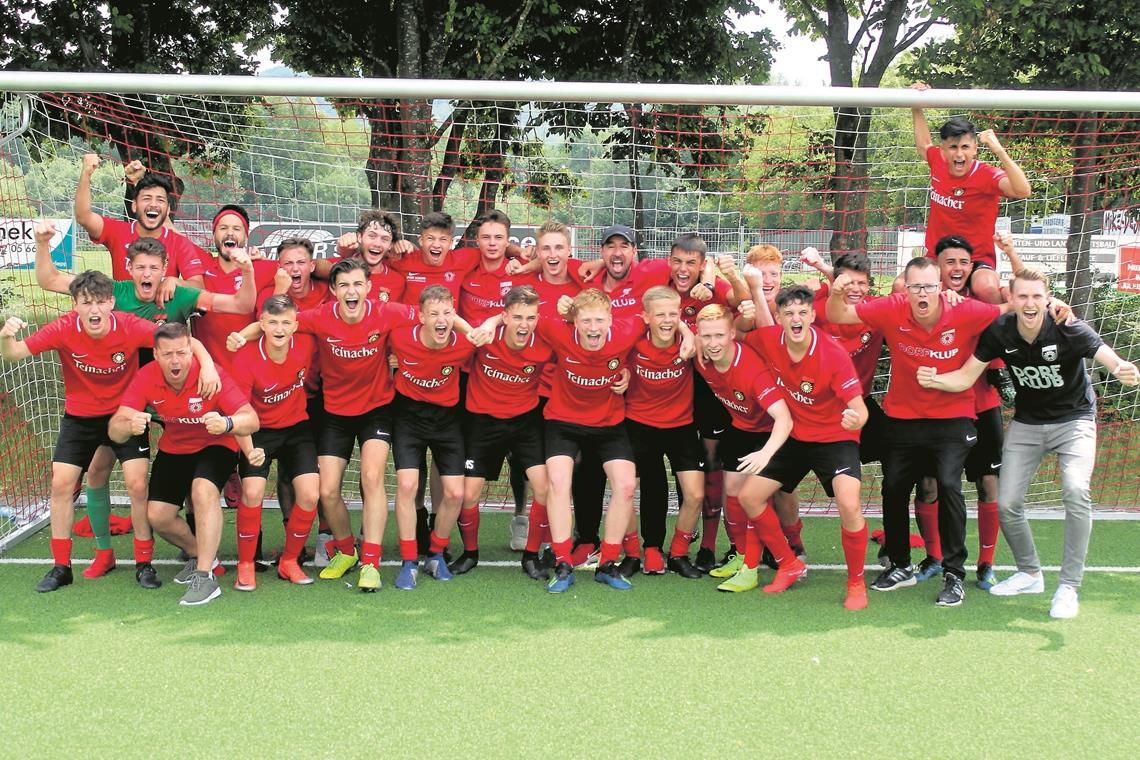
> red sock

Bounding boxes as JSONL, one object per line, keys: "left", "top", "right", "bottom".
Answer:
{"left": 399, "top": 538, "right": 418, "bottom": 562}
{"left": 83, "top": 547, "right": 115, "bottom": 579}
{"left": 236, "top": 502, "right": 263, "bottom": 563}
{"left": 458, "top": 506, "right": 480, "bottom": 552}
{"left": 723, "top": 496, "right": 748, "bottom": 550}
{"left": 133, "top": 537, "right": 154, "bottom": 564}
{"left": 336, "top": 536, "right": 357, "bottom": 557}
{"left": 743, "top": 523, "right": 763, "bottom": 569}
{"left": 360, "top": 541, "right": 382, "bottom": 569}
{"left": 914, "top": 499, "right": 942, "bottom": 561}
{"left": 701, "top": 471, "right": 724, "bottom": 551}
{"left": 599, "top": 541, "right": 621, "bottom": 565}
{"left": 749, "top": 508, "right": 795, "bottom": 566}
{"left": 51, "top": 537, "right": 72, "bottom": 566}
{"left": 977, "top": 500, "right": 999, "bottom": 566}
{"left": 429, "top": 531, "right": 449, "bottom": 555}
{"left": 525, "top": 500, "right": 548, "bottom": 553}
{"left": 317, "top": 519, "right": 330, "bottom": 534}
{"left": 668, "top": 529, "right": 696, "bottom": 558}
{"left": 622, "top": 531, "right": 641, "bottom": 558}
{"left": 282, "top": 507, "right": 316, "bottom": 562}
{"left": 842, "top": 524, "right": 868, "bottom": 583}
{"left": 553, "top": 539, "right": 573, "bottom": 565}
{"left": 782, "top": 518, "right": 804, "bottom": 549}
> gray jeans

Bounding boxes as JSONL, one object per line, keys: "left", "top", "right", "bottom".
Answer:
{"left": 998, "top": 418, "right": 1097, "bottom": 587}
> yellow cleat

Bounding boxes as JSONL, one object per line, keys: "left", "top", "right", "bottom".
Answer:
{"left": 319, "top": 549, "right": 359, "bottom": 580}
{"left": 357, "top": 563, "right": 381, "bottom": 593}
{"left": 716, "top": 565, "right": 758, "bottom": 593}
{"left": 708, "top": 551, "right": 744, "bottom": 578}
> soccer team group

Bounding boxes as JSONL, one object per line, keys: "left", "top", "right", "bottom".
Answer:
{"left": 3, "top": 105, "right": 1136, "bottom": 616}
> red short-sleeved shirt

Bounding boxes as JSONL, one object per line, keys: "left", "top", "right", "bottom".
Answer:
{"left": 694, "top": 342, "right": 782, "bottom": 433}
{"left": 256, "top": 280, "right": 331, "bottom": 316}
{"left": 924, "top": 145, "right": 1007, "bottom": 268}
{"left": 626, "top": 331, "right": 694, "bottom": 427}
{"left": 591, "top": 259, "right": 669, "bottom": 320}
{"left": 392, "top": 247, "right": 481, "bottom": 305}
{"left": 466, "top": 327, "right": 553, "bottom": 418}
{"left": 538, "top": 318, "right": 642, "bottom": 427}
{"left": 229, "top": 335, "right": 315, "bottom": 429}
{"left": 191, "top": 258, "right": 279, "bottom": 371}
{"left": 389, "top": 326, "right": 476, "bottom": 407}
{"left": 813, "top": 284, "right": 885, "bottom": 394}
{"left": 459, "top": 259, "right": 529, "bottom": 325}
{"left": 94, "top": 218, "right": 208, "bottom": 281}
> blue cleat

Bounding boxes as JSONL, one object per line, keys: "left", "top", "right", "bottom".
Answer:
{"left": 594, "top": 561, "right": 633, "bottom": 590}
{"left": 395, "top": 560, "right": 419, "bottom": 590}
{"left": 975, "top": 563, "right": 997, "bottom": 590}
{"left": 546, "top": 561, "right": 575, "bottom": 593}
{"left": 915, "top": 557, "right": 943, "bottom": 582}
{"left": 424, "top": 553, "right": 453, "bottom": 581}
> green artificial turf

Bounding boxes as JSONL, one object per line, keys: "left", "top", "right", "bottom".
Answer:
{"left": 1, "top": 513, "right": 1138, "bottom": 759}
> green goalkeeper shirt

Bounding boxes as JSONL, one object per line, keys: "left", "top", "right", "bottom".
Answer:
{"left": 112, "top": 280, "right": 202, "bottom": 324}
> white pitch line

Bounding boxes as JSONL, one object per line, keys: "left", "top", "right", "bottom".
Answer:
{"left": 1, "top": 557, "right": 1138, "bottom": 573}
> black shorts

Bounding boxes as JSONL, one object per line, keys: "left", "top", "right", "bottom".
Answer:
{"left": 464, "top": 408, "right": 545, "bottom": 480}
{"left": 759, "top": 438, "right": 862, "bottom": 496}
{"left": 240, "top": 421, "right": 319, "bottom": 480}
{"left": 859, "top": 395, "right": 889, "bottom": 464}
{"left": 965, "top": 405, "right": 1004, "bottom": 482}
{"left": 693, "top": 372, "right": 732, "bottom": 440}
{"left": 392, "top": 394, "right": 465, "bottom": 476}
{"left": 544, "top": 419, "right": 634, "bottom": 464}
{"left": 318, "top": 404, "right": 393, "bottom": 460}
{"left": 148, "top": 446, "right": 237, "bottom": 506}
{"left": 626, "top": 418, "right": 704, "bottom": 474}
{"left": 717, "top": 426, "right": 770, "bottom": 471}
{"left": 53, "top": 413, "right": 150, "bottom": 469}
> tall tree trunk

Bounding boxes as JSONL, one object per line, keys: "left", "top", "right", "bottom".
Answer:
{"left": 475, "top": 105, "right": 509, "bottom": 219}
{"left": 1066, "top": 111, "right": 1103, "bottom": 325}
{"left": 431, "top": 106, "right": 469, "bottom": 211}
{"left": 828, "top": 106, "right": 871, "bottom": 257}
{"left": 396, "top": 0, "right": 432, "bottom": 224}
{"left": 364, "top": 101, "right": 401, "bottom": 212}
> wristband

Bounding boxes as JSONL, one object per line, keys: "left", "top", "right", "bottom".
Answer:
{"left": 223, "top": 416, "right": 234, "bottom": 434}
{"left": 701, "top": 281, "right": 714, "bottom": 290}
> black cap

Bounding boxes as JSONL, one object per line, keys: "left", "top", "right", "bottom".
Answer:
{"left": 601, "top": 224, "right": 636, "bottom": 245}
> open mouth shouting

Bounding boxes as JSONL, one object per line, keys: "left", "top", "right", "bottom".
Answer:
{"left": 583, "top": 329, "right": 605, "bottom": 350}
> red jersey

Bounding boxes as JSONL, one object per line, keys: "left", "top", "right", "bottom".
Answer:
{"left": 229, "top": 335, "right": 315, "bottom": 429}
{"left": 538, "top": 318, "right": 642, "bottom": 427}
{"left": 592, "top": 259, "right": 669, "bottom": 319}
{"left": 924, "top": 144, "right": 1007, "bottom": 267}
{"left": 677, "top": 278, "right": 733, "bottom": 329}
{"left": 24, "top": 311, "right": 154, "bottom": 416}
{"left": 296, "top": 300, "right": 418, "bottom": 415}
{"left": 813, "top": 284, "right": 885, "bottom": 394}
{"left": 191, "top": 258, "right": 278, "bottom": 370}
{"left": 745, "top": 325, "right": 863, "bottom": 443}
{"left": 466, "top": 326, "right": 553, "bottom": 418}
{"left": 626, "top": 331, "right": 694, "bottom": 427}
{"left": 256, "top": 280, "right": 331, "bottom": 315}
{"left": 330, "top": 256, "right": 405, "bottom": 304}
{"left": 392, "top": 247, "right": 480, "bottom": 305}
{"left": 695, "top": 342, "right": 782, "bottom": 434}
{"left": 531, "top": 272, "right": 581, "bottom": 397}
{"left": 855, "top": 292, "right": 999, "bottom": 419}
{"left": 459, "top": 259, "right": 526, "bottom": 324}
{"left": 120, "top": 359, "right": 248, "bottom": 454}
{"left": 389, "top": 326, "right": 476, "bottom": 407}
{"left": 94, "top": 218, "right": 208, "bottom": 281}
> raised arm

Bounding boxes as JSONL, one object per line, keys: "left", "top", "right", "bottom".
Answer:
{"left": 0, "top": 317, "right": 32, "bottom": 362}
{"left": 978, "top": 130, "right": 1032, "bottom": 200}
{"left": 75, "top": 153, "right": 105, "bottom": 240}
{"left": 34, "top": 221, "right": 75, "bottom": 295}
{"left": 202, "top": 251, "right": 256, "bottom": 314}
{"left": 825, "top": 273, "right": 862, "bottom": 325}
{"left": 916, "top": 355, "right": 989, "bottom": 393}
{"left": 1093, "top": 345, "right": 1140, "bottom": 386}
{"left": 911, "top": 83, "right": 933, "bottom": 155}
{"left": 717, "top": 255, "right": 751, "bottom": 307}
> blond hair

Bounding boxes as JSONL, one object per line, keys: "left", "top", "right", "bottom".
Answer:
{"left": 536, "top": 220, "right": 571, "bottom": 246}
{"left": 642, "top": 285, "right": 681, "bottom": 311}
{"left": 746, "top": 244, "right": 782, "bottom": 266}
{"left": 1011, "top": 267, "right": 1050, "bottom": 292}
{"left": 571, "top": 288, "right": 612, "bottom": 317}
{"left": 695, "top": 303, "right": 734, "bottom": 326}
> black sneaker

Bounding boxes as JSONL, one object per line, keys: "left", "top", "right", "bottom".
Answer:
{"left": 666, "top": 555, "right": 702, "bottom": 579}
{"left": 36, "top": 564, "right": 73, "bottom": 593}
{"left": 617, "top": 555, "right": 641, "bottom": 578}
{"left": 936, "top": 574, "right": 966, "bottom": 607}
{"left": 870, "top": 564, "right": 917, "bottom": 592}
{"left": 694, "top": 547, "right": 717, "bottom": 574}
{"left": 448, "top": 550, "right": 479, "bottom": 575}
{"left": 539, "top": 546, "right": 556, "bottom": 569}
{"left": 521, "top": 552, "right": 551, "bottom": 581}
{"left": 135, "top": 562, "right": 162, "bottom": 589}
{"left": 595, "top": 561, "right": 633, "bottom": 590}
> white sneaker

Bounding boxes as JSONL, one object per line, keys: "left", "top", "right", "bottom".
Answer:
{"left": 509, "top": 515, "right": 528, "bottom": 552}
{"left": 989, "top": 570, "right": 1045, "bottom": 596}
{"left": 1050, "top": 584, "right": 1080, "bottom": 619}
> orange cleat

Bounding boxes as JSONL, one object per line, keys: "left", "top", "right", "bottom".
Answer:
{"left": 763, "top": 557, "right": 807, "bottom": 594}
{"left": 277, "top": 557, "right": 314, "bottom": 585}
{"left": 234, "top": 560, "right": 256, "bottom": 591}
{"left": 844, "top": 582, "right": 869, "bottom": 611}
{"left": 82, "top": 548, "right": 117, "bottom": 579}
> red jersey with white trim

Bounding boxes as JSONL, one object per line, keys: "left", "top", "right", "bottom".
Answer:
{"left": 924, "top": 145, "right": 1007, "bottom": 267}
{"left": 591, "top": 259, "right": 669, "bottom": 319}
{"left": 296, "top": 300, "right": 418, "bottom": 415}
{"left": 94, "top": 218, "right": 208, "bottom": 281}
{"left": 538, "top": 318, "right": 642, "bottom": 427}
{"left": 192, "top": 258, "right": 278, "bottom": 370}
{"left": 466, "top": 326, "right": 553, "bottom": 418}
{"left": 530, "top": 272, "right": 581, "bottom": 397}
{"left": 626, "top": 331, "right": 694, "bottom": 427}
{"left": 256, "top": 280, "right": 331, "bottom": 315}
{"left": 855, "top": 292, "right": 999, "bottom": 419}
{"left": 392, "top": 247, "right": 481, "bottom": 304}
{"left": 677, "top": 278, "right": 733, "bottom": 329}
{"left": 695, "top": 342, "right": 782, "bottom": 433}
{"left": 230, "top": 335, "right": 315, "bottom": 429}
{"left": 329, "top": 256, "right": 405, "bottom": 304}
{"left": 947, "top": 285, "right": 1002, "bottom": 414}
{"left": 120, "top": 359, "right": 248, "bottom": 454}
{"left": 813, "top": 284, "right": 885, "bottom": 394}
{"left": 459, "top": 259, "right": 525, "bottom": 324}
{"left": 24, "top": 311, "right": 154, "bottom": 416}
{"left": 745, "top": 325, "right": 863, "bottom": 443}
{"left": 389, "top": 326, "right": 476, "bottom": 407}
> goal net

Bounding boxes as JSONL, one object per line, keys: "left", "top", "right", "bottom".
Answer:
{"left": 1, "top": 78, "right": 1138, "bottom": 547}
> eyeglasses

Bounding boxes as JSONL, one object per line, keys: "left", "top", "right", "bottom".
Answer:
{"left": 905, "top": 283, "right": 940, "bottom": 294}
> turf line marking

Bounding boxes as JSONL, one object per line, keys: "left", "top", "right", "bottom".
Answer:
{"left": 1, "top": 557, "right": 1138, "bottom": 573}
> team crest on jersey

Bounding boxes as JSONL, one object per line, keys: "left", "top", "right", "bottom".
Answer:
{"left": 684, "top": 305, "right": 696, "bottom": 316}
{"left": 673, "top": 356, "right": 683, "bottom": 365}
{"left": 734, "top": 390, "right": 746, "bottom": 402}
{"left": 800, "top": 381, "right": 814, "bottom": 394}
{"left": 500, "top": 282, "right": 513, "bottom": 297}
{"left": 1041, "top": 344, "right": 1058, "bottom": 362}
{"left": 523, "top": 365, "right": 536, "bottom": 374}
{"left": 233, "top": 275, "right": 244, "bottom": 289}
{"left": 940, "top": 329, "right": 956, "bottom": 346}
{"left": 297, "top": 368, "right": 306, "bottom": 380}
{"left": 367, "top": 332, "right": 380, "bottom": 343}
{"left": 444, "top": 271, "right": 456, "bottom": 282}
{"left": 607, "top": 358, "right": 620, "bottom": 370}
{"left": 188, "top": 397, "right": 203, "bottom": 413}
{"left": 441, "top": 365, "right": 454, "bottom": 376}
{"left": 953, "top": 187, "right": 965, "bottom": 197}
{"left": 378, "top": 291, "right": 390, "bottom": 302}
{"left": 860, "top": 331, "right": 871, "bottom": 344}
{"left": 111, "top": 351, "right": 126, "bottom": 364}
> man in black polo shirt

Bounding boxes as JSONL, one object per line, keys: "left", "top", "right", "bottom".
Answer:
{"left": 917, "top": 268, "right": 1138, "bottom": 619}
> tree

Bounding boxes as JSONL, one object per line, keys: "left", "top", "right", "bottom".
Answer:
{"left": 903, "top": 0, "right": 1140, "bottom": 320}
{"left": 778, "top": 1, "right": 943, "bottom": 257}
{"left": 0, "top": 1, "right": 275, "bottom": 206}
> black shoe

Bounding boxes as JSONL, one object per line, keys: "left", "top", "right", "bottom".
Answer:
{"left": 617, "top": 555, "right": 641, "bottom": 578}
{"left": 714, "top": 545, "right": 738, "bottom": 569}
{"left": 667, "top": 555, "right": 702, "bottom": 579}
{"left": 694, "top": 547, "right": 717, "bottom": 574}
{"left": 135, "top": 562, "right": 162, "bottom": 589}
{"left": 521, "top": 552, "right": 551, "bottom": 580}
{"left": 36, "top": 564, "right": 73, "bottom": 593}
{"left": 760, "top": 546, "right": 778, "bottom": 571}
{"left": 296, "top": 546, "right": 313, "bottom": 567}
{"left": 448, "top": 550, "right": 478, "bottom": 575}
{"left": 871, "top": 564, "right": 917, "bottom": 592}
{"left": 936, "top": 574, "right": 966, "bottom": 607}
{"left": 539, "top": 546, "right": 556, "bottom": 569}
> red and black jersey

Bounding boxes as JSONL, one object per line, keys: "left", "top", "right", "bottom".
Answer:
{"left": 812, "top": 284, "right": 885, "bottom": 395}
{"left": 94, "top": 218, "right": 207, "bottom": 282}
{"left": 466, "top": 326, "right": 553, "bottom": 419}
{"left": 924, "top": 145, "right": 1007, "bottom": 268}
{"left": 625, "top": 331, "right": 694, "bottom": 427}
{"left": 389, "top": 326, "right": 476, "bottom": 407}
{"left": 191, "top": 258, "right": 278, "bottom": 371}
{"left": 695, "top": 341, "right": 782, "bottom": 433}
{"left": 391, "top": 247, "right": 480, "bottom": 305}
{"left": 537, "top": 318, "right": 641, "bottom": 427}
{"left": 229, "top": 335, "right": 315, "bottom": 429}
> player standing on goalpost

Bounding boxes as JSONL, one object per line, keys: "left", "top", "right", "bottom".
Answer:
{"left": 917, "top": 268, "right": 1138, "bottom": 618}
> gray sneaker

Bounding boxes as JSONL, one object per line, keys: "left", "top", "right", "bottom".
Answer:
{"left": 179, "top": 571, "right": 221, "bottom": 606}
{"left": 173, "top": 558, "right": 198, "bottom": 584}
{"left": 509, "top": 515, "right": 528, "bottom": 552}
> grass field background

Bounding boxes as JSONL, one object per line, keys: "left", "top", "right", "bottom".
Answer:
{"left": 2, "top": 512, "right": 1138, "bottom": 759}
